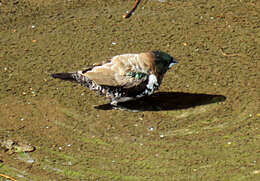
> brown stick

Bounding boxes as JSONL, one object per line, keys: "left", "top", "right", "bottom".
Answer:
{"left": 123, "top": 0, "right": 141, "bottom": 19}
{"left": 0, "top": 174, "right": 18, "bottom": 181}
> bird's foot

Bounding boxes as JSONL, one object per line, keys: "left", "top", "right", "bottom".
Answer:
{"left": 111, "top": 104, "right": 141, "bottom": 112}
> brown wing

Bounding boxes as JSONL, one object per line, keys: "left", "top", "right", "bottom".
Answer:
{"left": 80, "top": 53, "right": 154, "bottom": 88}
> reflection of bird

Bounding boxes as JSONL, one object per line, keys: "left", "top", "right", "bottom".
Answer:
{"left": 51, "top": 51, "right": 178, "bottom": 106}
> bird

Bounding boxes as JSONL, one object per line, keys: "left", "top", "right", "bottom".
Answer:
{"left": 51, "top": 51, "right": 178, "bottom": 107}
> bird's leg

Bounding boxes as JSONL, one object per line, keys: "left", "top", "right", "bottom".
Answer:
{"left": 110, "top": 97, "right": 142, "bottom": 112}
{"left": 123, "top": 0, "right": 141, "bottom": 19}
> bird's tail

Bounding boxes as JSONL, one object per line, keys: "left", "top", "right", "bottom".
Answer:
{"left": 51, "top": 72, "right": 75, "bottom": 81}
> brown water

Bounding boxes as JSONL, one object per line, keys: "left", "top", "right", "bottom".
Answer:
{"left": 0, "top": 0, "right": 259, "bottom": 180}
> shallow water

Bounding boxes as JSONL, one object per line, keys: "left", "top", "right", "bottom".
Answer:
{"left": 0, "top": 0, "right": 259, "bottom": 180}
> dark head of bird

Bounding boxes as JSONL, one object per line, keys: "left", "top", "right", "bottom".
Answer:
{"left": 152, "top": 51, "right": 178, "bottom": 74}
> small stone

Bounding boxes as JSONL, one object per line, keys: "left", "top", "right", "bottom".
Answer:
{"left": 149, "top": 127, "right": 154, "bottom": 131}
{"left": 252, "top": 170, "right": 260, "bottom": 174}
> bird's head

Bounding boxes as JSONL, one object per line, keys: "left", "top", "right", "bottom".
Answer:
{"left": 152, "top": 51, "right": 178, "bottom": 74}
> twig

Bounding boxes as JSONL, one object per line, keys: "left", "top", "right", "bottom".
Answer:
{"left": 220, "top": 48, "right": 240, "bottom": 57}
{"left": 0, "top": 173, "right": 18, "bottom": 181}
{"left": 123, "top": 0, "right": 141, "bottom": 19}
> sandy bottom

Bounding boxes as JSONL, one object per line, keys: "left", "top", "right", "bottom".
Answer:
{"left": 0, "top": 0, "right": 259, "bottom": 180}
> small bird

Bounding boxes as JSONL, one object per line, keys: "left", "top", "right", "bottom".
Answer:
{"left": 51, "top": 51, "right": 178, "bottom": 106}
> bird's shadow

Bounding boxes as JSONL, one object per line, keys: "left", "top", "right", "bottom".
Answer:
{"left": 94, "top": 92, "right": 226, "bottom": 112}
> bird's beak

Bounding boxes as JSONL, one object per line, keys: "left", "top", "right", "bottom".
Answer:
{"left": 168, "top": 58, "right": 178, "bottom": 68}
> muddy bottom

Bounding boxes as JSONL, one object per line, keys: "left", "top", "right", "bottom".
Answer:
{"left": 0, "top": 0, "right": 259, "bottom": 180}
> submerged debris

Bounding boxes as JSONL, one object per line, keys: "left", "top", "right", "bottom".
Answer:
{"left": 1, "top": 139, "right": 35, "bottom": 153}
{"left": 123, "top": 0, "right": 141, "bottom": 19}
{"left": 0, "top": 173, "right": 18, "bottom": 181}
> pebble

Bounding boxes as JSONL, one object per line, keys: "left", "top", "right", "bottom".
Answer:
{"left": 149, "top": 127, "right": 154, "bottom": 131}
{"left": 252, "top": 170, "right": 260, "bottom": 174}
{"left": 160, "top": 134, "right": 164, "bottom": 138}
